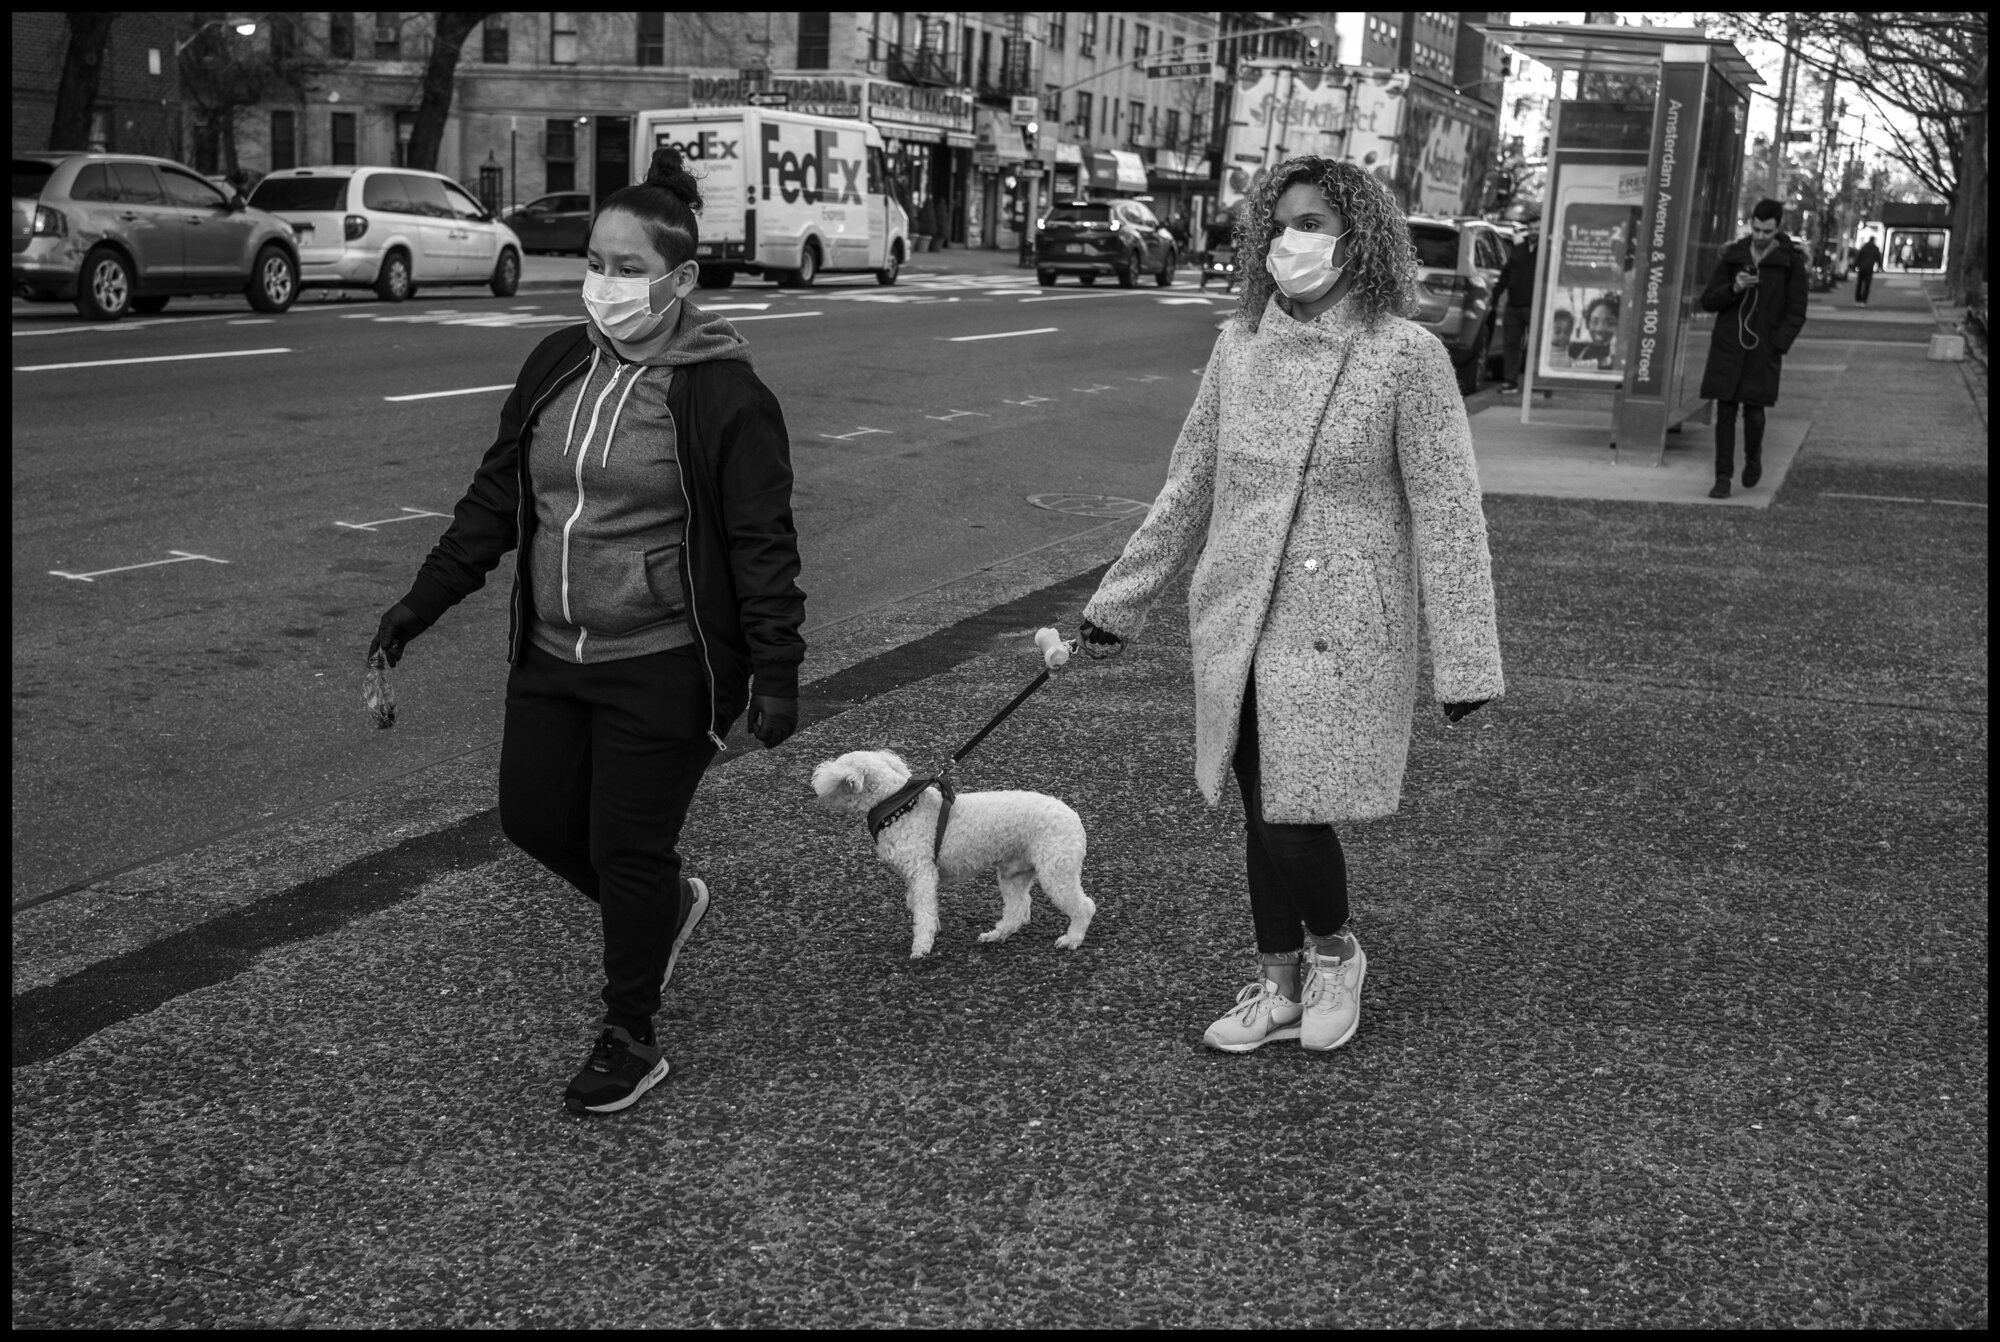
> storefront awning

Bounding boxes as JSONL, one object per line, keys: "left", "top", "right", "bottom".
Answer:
{"left": 945, "top": 130, "right": 976, "bottom": 149}
{"left": 1148, "top": 149, "right": 1208, "bottom": 182}
{"left": 1089, "top": 150, "right": 1149, "bottom": 193}
{"left": 875, "top": 121, "right": 946, "bottom": 146}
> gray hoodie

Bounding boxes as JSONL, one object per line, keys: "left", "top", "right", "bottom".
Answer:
{"left": 526, "top": 300, "right": 751, "bottom": 664}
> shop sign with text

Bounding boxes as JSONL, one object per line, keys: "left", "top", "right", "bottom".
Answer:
{"left": 691, "top": 75, "right": 863, "bottom": 119}
{"left": 865, "top": 80, "right": 974, "bottom": 133}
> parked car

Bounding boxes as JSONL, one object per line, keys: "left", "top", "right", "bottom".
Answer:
{"left": 1408, "top": 214, "right": 1510, "bottom": 393}
{"left": 245, "top": 165, "right": 522, "bottom": 302}
{"left": 1199, "top": 243, "right": 1240, "bottom": 291}
{"left": 12, "top": 151, "right": 301, "bottom": 320}
{"left": 1035, "top": 198, "right": 1179, "bottom": 288}
{"left": 500, "top": 191, "right": 592, "bottom": 255}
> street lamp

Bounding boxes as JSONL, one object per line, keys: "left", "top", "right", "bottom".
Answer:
{"left": 174, "top": 17, "right": 258, "bottom": 56}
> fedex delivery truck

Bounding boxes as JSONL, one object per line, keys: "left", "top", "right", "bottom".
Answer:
{"left": 632, "top": 106, "right": 910, "bottom": 288}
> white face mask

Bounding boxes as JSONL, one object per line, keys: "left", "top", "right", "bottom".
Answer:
{"left": 582, "top": 269, "right": 680, "bottom": 341}
{"left": 1266, "top": 226, "right": 1350, "bottom": 301}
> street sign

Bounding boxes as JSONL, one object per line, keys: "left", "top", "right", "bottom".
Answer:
{"left": 1144, "top": 60, "right": 1208, "bottom": 79}
{"left": 748, "top": 91, "right": 790, "bottom": 108}
{"left": 1783, "top": 129, "right": 1813, "bottom": 142}
{"left": 1010, "top": 95, "right": 1039, "bottom": 126}
{"left": 1017, "top": 165, "right": 1044, "bottom": 178}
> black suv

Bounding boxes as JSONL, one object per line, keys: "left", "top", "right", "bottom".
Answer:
{"left": 1034, "top": 199, "right": 1179, "bottom": 288}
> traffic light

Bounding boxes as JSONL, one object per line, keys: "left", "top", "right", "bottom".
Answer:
{"left": 1021, "top": 120, "right": 1039, "bottom": 154}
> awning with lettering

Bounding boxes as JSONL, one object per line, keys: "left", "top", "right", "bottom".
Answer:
{"left": 945, "top": 130, "right": 976, "bottom": 149}
{"left": 1088, "top": 150, "right": 1149, "bottom": 193}
{"left": 874, "top": 120, "right": 946, "bottom": 145}
{"left": 1148, "top": 149, "right": 1209, "bottom": 181}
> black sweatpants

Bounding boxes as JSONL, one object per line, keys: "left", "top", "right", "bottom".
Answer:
{"left": 499, "top": 642, "right": 721, "bottom": 1034}
{"left": 1714, "top": 400, "right": 1766, "bottom": 481}
{"left": 1232, "top": 678, "right": 1351, "bottom": 955}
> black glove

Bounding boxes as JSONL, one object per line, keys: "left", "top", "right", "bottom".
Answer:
{"left": 1077, "top": 617, "right": 1125, "bottom": 660}
{"left": 1443, "top": 699, "right": 1489, "bottom": 724}
{"left": 747, "top": 695, "right": 799, "bottom": 748}
{"left": 368, "top": 603, "right": 426, "bottom": 669}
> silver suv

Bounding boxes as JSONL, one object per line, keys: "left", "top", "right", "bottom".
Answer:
{"left": 1408, "top": 214, "right": 1510, "bottom": 394}
{"left": 11, "top": 152, "right": 300, "bottom": 320}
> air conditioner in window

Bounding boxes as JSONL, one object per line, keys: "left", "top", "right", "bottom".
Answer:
{"left": 1080, "top": 40, "right": 1095, "bottom": 57}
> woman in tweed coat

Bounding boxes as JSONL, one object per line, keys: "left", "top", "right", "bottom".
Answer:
{"left": 1077, "top": 158, "right": 1504, "bottom": 1054}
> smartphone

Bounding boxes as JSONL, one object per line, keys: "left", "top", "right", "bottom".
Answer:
{"left": 1742, "top": 264, "right": 1760, "bottom": 285}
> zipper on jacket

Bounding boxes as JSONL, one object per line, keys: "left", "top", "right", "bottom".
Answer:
{"left": 510, "top": 342, "right": 596, "bottom": 665}
{"left": 559, "top": 354, "right": 639, "bottom": 661}
{"left": 664, "top": 393, "right": 727, "bottom": 751}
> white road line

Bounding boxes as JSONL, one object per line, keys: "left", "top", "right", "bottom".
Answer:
{"left": 382, "top": 383, "right": 515, "bottom": 402}
{"left": 229, "top": 318, "right": 276, "bottom": 325}
{"left": 335, "top": 507, "right": 453, "bottom": 531}
{"left": 14, "top": 347, "right": 291, "bottom": 373}
{"left": 730, "top": 310, "right": 823, "bottom": 322}
{"left": 1820, "top": 491, "right": 1988, "bottom": 508}
{"left": 948, "top": 327, "right": 1059, "bottom": 342}
{"left": 50, "top": 550, "right": 229, "bottom": 582}
{"left": 701, "top": 303, "right": 772, "bottom": 312}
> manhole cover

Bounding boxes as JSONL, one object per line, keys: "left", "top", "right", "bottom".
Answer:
{"left": 1027, "top": 492, "right": 1152, "bottom": 519}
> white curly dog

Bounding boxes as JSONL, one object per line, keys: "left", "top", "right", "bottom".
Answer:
{"left": 811, "top": 749, "right": 1095, "bottom": 958}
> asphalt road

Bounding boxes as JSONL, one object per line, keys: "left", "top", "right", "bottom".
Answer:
{"left": 10, "top": 270, "right": 1234, "bottom": 902}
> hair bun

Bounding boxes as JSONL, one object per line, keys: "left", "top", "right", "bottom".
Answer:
{"left": 644, "top": 144, "right": 703, "bottom": 213}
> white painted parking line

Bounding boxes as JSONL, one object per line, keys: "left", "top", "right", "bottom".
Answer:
{"left": 50, "top": 550, "right": 229, "bottom": 582}
{"left": 1820, "top": 492, "right": 1987, "bottom": 508}
{"left": 948, "top": 327, "right": 1058, "bottom": 342}
{"left": 1071, "top": 384, "right": 1116, "bottom": 393}
{"left": 229, "top": 318, "right": 276, "bottom": 325}
{"left": 730, "top": 310, "right": 823, "bottom": 322}
{"left": 819, "top": 427, "right": 890, "bottom": 441}
{"left": 335, "top": 507, "right": 453, "bottom": 531}
{"left": 925, "top": 409, "right": 991, "bottom": 421}
{"left": 700, "top": 303, "right": 772, "bottom": 312}
{"left": 1157, "top": 297, "right": 1215, "bottom": 306}
{"left": 11, "top": 323, "right": 150, "bottom": 338}
{"left": 383, "top": 384, "right": 514, "bottom": 402}
{"left": 14, "top": 347, "right": 290, "bottom": 373}
{"left": 340, "top": 312, "right": 377, "bottom": 318}
{"left": 1003, "top": 395, "right": 1055, "bottom": 406}
{"left": 1126, "top": 374, "right": 1164, "bottom": 383}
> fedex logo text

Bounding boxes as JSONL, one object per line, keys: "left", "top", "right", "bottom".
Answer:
{"left": 658, "top": 129, "right": 739, "bottom": 161}
{"left": 761, "top": 127, "right": 864, "bottom": 205}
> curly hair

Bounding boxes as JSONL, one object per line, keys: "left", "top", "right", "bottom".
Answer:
{"left": 1233, "top": 157, "right": 1418, "bottom": 329}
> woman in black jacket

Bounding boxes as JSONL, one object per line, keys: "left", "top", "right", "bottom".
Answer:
{"left": 368, "top": 146, "right": 806, "bottom": 1115}
{"left": 1698, "top": 198, "right": 1809, "bottom": 498}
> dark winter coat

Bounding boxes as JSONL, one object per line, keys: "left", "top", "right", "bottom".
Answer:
{"left": 1855, "top": 239, "right": 1883, "bottom": 277}
{"left": 398, "top": 319, "right": 806, "bottom": 747}
{"left": 1699, "top": 232, "right": 1809, "bottom": 407}
{"left": 1498, "top": 237, "right": 1539, "bottom": 309}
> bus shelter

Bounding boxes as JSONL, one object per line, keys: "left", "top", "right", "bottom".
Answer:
{"left": 1476, "top": 24, "right": 1761, "bottom": 465}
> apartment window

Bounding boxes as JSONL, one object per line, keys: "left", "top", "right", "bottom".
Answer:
{"left": 393, "top": 110, "right": 415, "bottom": 165}
{"left": 270, "top": 15, "right": 298, "bottom": 62}
{"left": 482, "top": 17, "right": 509, "bottom": 62}
{"left": 638, "top": 11, "right": 664, "bottom": 66}
{"left": 979, "top": 30, "right": 991, "bottom": 88}
{"left": 960, "top": 24, "right": 973, "bottom": 84}
{"left": 1044, "top": 83, "right": 1062, "bottom": 123}
{"left": 1135, "top": 24, "right": 1149, "bottom": 61}
{"left": 1128, "top": 100, "right": 1143, "bottom": 142}
{"left": 1079, "top": 13, "right": 1097, "bottom": 57}
{"left": 551, "top": 12, "right": 579, "bottom": 65}
{"left": 1102, "top": 95, "right": 1111, "bottom": 134}
{"left": 1165, "top": 107, "right": 1180, "bottom": 147}
{"left": 545, "top": 117, "right": 577, "bottom": 191}
{"left": 1075, "top": 90, "right": 1093, "bottom": 137}
{"left": 1114, "top": 17, "right": 1125, "bottom": 58}
{"left": 798, "top": 12, "right": 830, "bottom": 69}
{"left": 269, "top": 109, "right": 297, "bottom": 170}
{"left": 331, "top": 111, "right": 357, "bottom": 164}
{"left": 329, "top": 12, "right": 355, "bottom": 60}
{"left": 1048, "top": 13, "right": 1065, "bottom": 50}
{"left": 374, "top": 13, "right": 402, "bottom": 60}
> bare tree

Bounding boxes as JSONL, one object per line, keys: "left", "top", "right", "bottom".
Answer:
{"left": 1704, "top": 11, "right": 1987, "bottom": 304}
{"left": 49, "top": 14, "right": 116, "bottom": 151}
{"left": 179, "top": 19, "right": 327, "bottom": 177}
{"left": 404, "top": 13, "right": 496, "bottom": 173}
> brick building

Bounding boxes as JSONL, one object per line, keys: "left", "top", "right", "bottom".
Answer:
{"left": 11, "top": 12, "right": 186, "bottom": 158}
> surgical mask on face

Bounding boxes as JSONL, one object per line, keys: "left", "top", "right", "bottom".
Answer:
{"left": 1265, "top": 226, "right": 1350, "bottom": 301}
{"left": 582, "top": 269, "right": 678, "bottom": 341}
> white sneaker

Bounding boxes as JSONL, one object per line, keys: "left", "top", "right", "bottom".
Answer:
{"left": 1300, "top": 937, "right": 1366, "bottom": 1050}
{"left": 1202, "top": 975, "right": 1304, "bottom": 1053}
{"left": 660, "top": 877, "right": 709, "bottom": 994}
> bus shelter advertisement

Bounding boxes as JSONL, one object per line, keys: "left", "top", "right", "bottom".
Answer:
{"left": 1539, "top": 162, "right": 1645, "bottom": 384}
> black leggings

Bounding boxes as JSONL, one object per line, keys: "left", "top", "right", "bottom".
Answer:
{"left": 1232, "top": 679, "right": 1351, "bottom": 955}
{"left": 1714, "top": 400, "right": 1766, "bottom": 480}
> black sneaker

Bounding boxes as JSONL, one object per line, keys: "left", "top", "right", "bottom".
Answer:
{"left": 1742, "top": 459, "right": 1763, "bottom": 488}
{"left": 563, "top": 1025, "right": 669, "bottom": 1115}
{"left": 1708, "top": 478, "right": 1732, "bottom": 499}
{"left": 661, "top": 876, "right": 709, "bottom": 994}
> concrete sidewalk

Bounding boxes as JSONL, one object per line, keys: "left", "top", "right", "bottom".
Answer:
{"left": 11, "top": 276, "right": 1988, "bottom": 1325}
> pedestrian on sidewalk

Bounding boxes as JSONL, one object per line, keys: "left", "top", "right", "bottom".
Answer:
{"left": 1072, "top": 157, "right": 1504, "bottom": 1056}
{"left": 368, "top": 145, "right": 806, "bottom": 1115}
{"left": 1698, "top": 198, "right": 1808, "bottom": 499}
{"left": 1853, "top": 235, "right": 1883, "bottom": 305}
{"left": 1495, "top": 226, "right": 1539, "bottom": 393}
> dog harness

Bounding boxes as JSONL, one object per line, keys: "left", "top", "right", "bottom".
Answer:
{"left": 865, "top": 771, "right": 957, "bottom": 859}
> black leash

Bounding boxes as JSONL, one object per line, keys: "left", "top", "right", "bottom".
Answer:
{"left": 865, "top": 646, "right": 1070, "bottom": 857}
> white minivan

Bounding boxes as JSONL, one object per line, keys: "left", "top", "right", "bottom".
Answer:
{"left": 631, "top": 106, "right": 909, "bottom": 288}
{"left": 246, "top": 166, "right": 524, "bottom": 301}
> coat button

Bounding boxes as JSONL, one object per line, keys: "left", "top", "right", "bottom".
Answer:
{"left": 1314, "top": 639, "right": 1328, "bottom": 652}
{"left": 1303, "top": 557, "right": 1319, "bottom": 572}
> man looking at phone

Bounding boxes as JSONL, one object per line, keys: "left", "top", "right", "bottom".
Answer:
{"left": 1696, "top": 198, "right": 1809, "bottom": 499}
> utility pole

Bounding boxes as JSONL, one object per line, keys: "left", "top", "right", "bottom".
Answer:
{"left": 1814, "top": 57, "right": 1840, "bottom": 254}
{"left": 1768, "top": 15, "right": 1799, "bottom": 206}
